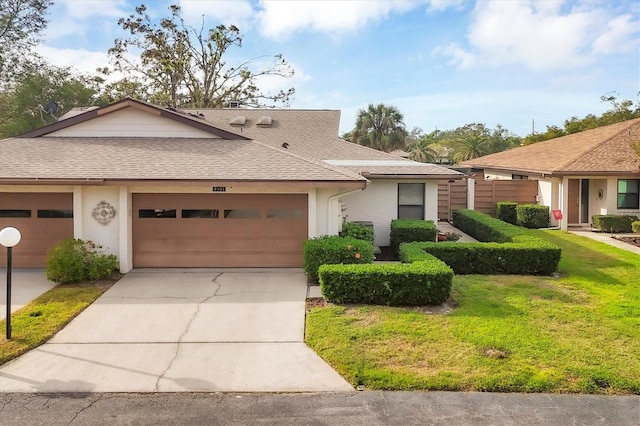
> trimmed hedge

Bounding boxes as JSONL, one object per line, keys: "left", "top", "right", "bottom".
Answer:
{"left": 419, "top": 209, "right": 562, "bottom": 275}
{"left": 633, "top": 221, "right": 640, "bottom": 234}
{"left": 319, "top": 259, "right": 453, "bottom": 306}
{"left": 516, "top": 204, "right": 549, "bottom": 229}
{"left": 303, "top": 236, "right": 374, "bottom": 280}
{"left": 400, "top": 237, "right": 561, "bottom": 275}
{"left": 452, "top": 209, "right": 514, "bottom": 243}
{"left": 592, "top": 214, "right": 639, "bottom": 233}
{"left": 390, "top": 219, "right": 437, "bottom": 253}
{"left": 340, "top": 222, "right": 374, "bottom": 244}
{"left": 496, "top": 201, "right": 518, "bottom": 225}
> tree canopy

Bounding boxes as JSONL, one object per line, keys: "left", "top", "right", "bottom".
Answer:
{"left": 351, "top": 103, "right": 408, "bottom": 152}
{"left": 0, "top": 0, "right": 52, "bottom": 82}
{"left": 102, "top": 4, "right": 295, "bottom": 108}
{"left": 524, "top": 93, "right": 640, "bottom": 144}
{"left": 0, "top": 63, "right": 107, "bottom": 138}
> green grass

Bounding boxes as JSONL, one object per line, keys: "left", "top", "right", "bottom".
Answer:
{"left": 305, "top": 230, "right": 640, "bottom": 394}
{"left": 0, "top": 280, "right": 116, "bottom": 365}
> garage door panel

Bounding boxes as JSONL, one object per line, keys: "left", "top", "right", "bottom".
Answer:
{"left": 0, "top": 193, "right": 73, "bottom": 268}
{"left": 133, "top": 193, "right": 307, "bottom": 268}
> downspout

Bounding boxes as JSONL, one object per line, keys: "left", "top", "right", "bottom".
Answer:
{"left": 327, "top": 185, "right": 366, "bottom": 235}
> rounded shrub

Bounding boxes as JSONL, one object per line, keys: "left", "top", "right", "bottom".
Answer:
{"left": 340, "top": 222, "right": 374, "bottom": 244}
{"left": 633, "top": 221, "right": 640, "bottom": 234}
{"left": 303, "top": 235, "right": 374, "bottom": 280}
{"left": 516, "top": 204, "right": 549, "bottom": 229}
{"left": 46, "top": 238, "right": 119, "bottom": 284}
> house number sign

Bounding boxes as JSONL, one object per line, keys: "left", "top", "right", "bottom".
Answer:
{"left": 212, "top": 187, "right": 227, "bottom": 192}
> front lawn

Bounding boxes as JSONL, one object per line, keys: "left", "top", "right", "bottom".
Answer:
{"left": 305, "top": 230, "right": 640, "bottom": 394}
{"left": 0, "top": 279, "right": 117, "bottom": 365}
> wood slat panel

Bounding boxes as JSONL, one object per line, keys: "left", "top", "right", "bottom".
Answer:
{"left": 439, "top": 179, "right": 538, "bottom": 219}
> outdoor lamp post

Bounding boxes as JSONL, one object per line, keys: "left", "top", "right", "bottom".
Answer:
{"left": 0, "top": 227, "right": 21, "bottom": 339}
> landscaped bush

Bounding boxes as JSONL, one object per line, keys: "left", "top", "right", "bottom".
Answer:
{"left": 633, "top": 221, "right": 640, "bottom": 234}
{"left": 452, "top": 209, "right": 514, "bottom": 243}
{"left": 496, "top": 201, "right": 518, "bottom": 225}
{"left": 303, "top": 236, "right": 374, "bottom": 280}
{"left": 432, "top": 209, "right": 562, "bottom": 275}
{"left": 390, "top": 219, "right": 437, "bottom": 253}
{"left": 400, "top": 238, "right": 561, "bottom": 275}
{"left": 340, "top": 222, "right": 374, "bottom": 244}
{"left": 46, "top": 239, "right": 118, "bottom": 284}
{"left": 592, "top": 215, "right": 639, "bottom": 233}
{"left": 516, "top": 204, "right": 549, "bottom": 229}
{"left": 318, "top": 259, "right": 453, "bottom": 306}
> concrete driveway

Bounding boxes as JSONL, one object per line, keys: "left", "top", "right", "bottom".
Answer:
{"left": 0, "top": 269, "right": 353, "bottom": 393}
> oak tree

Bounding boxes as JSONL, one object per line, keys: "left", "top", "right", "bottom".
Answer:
{"left": 103, "top": 4, "right": 294, "bottom": 108}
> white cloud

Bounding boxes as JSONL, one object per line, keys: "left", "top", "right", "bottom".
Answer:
{"left": 435, "top": 0, "right": 640, "bottom": 71}
{"left": 34, "top": 46, "right": 128, "bottom": 83}
{"left": 179, "top": 0, "right": 255, "bottom": 29}
{"left": 256, "top": 0, "right": 418, "bottom": 39}
{"left": 45, "top": 0, "right": 129, "bottom": 41}
{"left": 426, "top": 0, "right": 465, "bottom": 14}
{"left": 592, "top": 14, "right": 639, "bottom": 54}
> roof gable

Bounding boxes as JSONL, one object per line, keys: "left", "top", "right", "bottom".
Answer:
{"left": 18, "top": 98, "right": 247, "bottom": 140}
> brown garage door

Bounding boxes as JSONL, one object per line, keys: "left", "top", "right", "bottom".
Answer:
{"left": 132, "top": 193, "right": 308, "bottom": 267}
{"left": 0, "top": 193, "right": 74, "bottom": 267}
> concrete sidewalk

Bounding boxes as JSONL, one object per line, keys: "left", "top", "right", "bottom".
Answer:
{"left": 0, "top": 269, "right": 55, "bottom": 321}
{"left": 0, "top": 391, "right": 637, "bottom": 425}
{"left": 0, "top": 269, "right": 352, "bottom": 393}
{"left": 569, "top": 229, "right": 640, "bottom": 255}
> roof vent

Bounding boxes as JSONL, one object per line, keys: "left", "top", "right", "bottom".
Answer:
{"left": 256, "top": 116, "right": 273, "bottom": 127}
{"left": 282, "top": 142, "right": 289, "bottom": 149}
{"left": 227, "top": 100, "right": 241, "bottom": 108}
{"left": 229, "top": 116, "right": 247, "bottom": 126}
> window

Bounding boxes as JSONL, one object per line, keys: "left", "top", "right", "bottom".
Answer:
{"left": 398, "top": 183, "right": 425, "bottom": 219}
{"left": 617, "top": 179, "right": 639, "bottom": 209}
{"left": 138, "top": 209, "right": 176, "bottom": 218}
{"left": 37, "top": 209, "right": 73, "bottom": 218}
{"left": 223, "top": 209, "right": 260, "bottom": 218}
{"left": 266, "top": 209, "right": 303, "bottom": 219}
{"left": 0, "top": 209, "right": 31, "bottom": 218}
{"left": 182, "top": 209, "right": 219, "bottom": 218}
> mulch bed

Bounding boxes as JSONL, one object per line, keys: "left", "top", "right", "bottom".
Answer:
{"left": 613, "top": 236, "right": 640, "bottom": 248}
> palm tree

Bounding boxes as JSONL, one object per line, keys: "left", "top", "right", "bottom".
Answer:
{"left": 408, "top": 139, "right": 436, "bottom": 163}
{"left": 451, "top": 134, "right": 491, "bottom": 164}
{"left": 351, "top": 103, "right": 407, "bottom": 152}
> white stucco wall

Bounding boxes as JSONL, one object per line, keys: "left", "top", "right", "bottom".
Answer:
{"left": 75, "top": 186, "right": 120, "bottom": 257}
{"left": 483, "top": 169, "right": 515, "bottom": 180}
{"left": 341, "top": 179, "right": 439, "bottom": 247}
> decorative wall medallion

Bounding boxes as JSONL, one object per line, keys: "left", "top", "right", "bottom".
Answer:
{"left": 92, "top": 200, "right": 117, "bottom": 225}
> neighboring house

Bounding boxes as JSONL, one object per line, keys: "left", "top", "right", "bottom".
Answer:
{"left": 461, "top": 118, "right": 640, "bottom": 230}
{"left": 0, "top": 98, "right": 461, "bottom": 270}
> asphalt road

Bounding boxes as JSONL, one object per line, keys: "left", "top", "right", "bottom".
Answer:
{"left": 0, "top": 391, "right": 638, "bottom": 425}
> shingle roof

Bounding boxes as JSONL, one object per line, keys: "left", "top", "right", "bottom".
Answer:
{"left": 2, "top": 98, "right": 462, "bottom": 182}
{"left": 462, "top": 118, "right": 640, "bottom": 175}
{"left": 0, "top": 137, "right": 366, "bottom": 182}
{"left": 189, "top": 108, "right": 462, "bottom": 177}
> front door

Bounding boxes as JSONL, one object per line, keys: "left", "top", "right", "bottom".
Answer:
{"left": 568, "top": 179, "right": 580, "bottom": 224}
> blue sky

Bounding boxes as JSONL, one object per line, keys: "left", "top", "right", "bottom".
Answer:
{"left": 36, "top": 0, "right": 639, "bottom": 137}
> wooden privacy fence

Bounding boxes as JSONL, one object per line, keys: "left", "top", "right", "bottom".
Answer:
{"left": 438, "top": 179, "right": 539, "bottom": 221}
